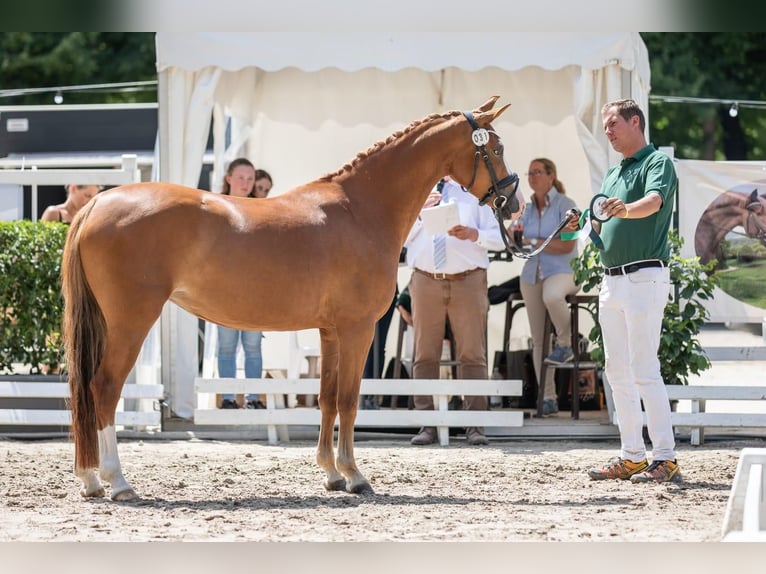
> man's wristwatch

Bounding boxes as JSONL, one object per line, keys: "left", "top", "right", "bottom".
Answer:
{"left": 529, "top": 238, "right": 539, "bottom": 247}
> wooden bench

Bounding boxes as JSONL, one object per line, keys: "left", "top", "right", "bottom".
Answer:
{"left": 194, "top": 377, "right": 523, "bottom": 446}
{"left": 657, "top": 385, "right": 766, "bottom": 446}
{"left": 0, "top": 380, "right": 164, "bottom": 429}
{"left": 721, "top": 448, "right": 766, "bottom": 541}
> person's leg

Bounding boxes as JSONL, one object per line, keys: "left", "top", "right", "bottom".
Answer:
{"left": 539, "top": 272, "right": 580, "bottom": 409}
{"left": 542, "top": 272, "right": 579, "bottom": 351}
{"left": 447, "top": 269, "right": 490, "bottom": 445}
{"left": 622, "top": 268, "right": 675, "bottom": 461}
{"left": 409, "top": 272, "right": 447, "bottom": 445}
{"left": 410, "top": 272, "right": 447, "bottom": 411}
{"left": 216, "top": 325, "right": 239, "bottom": 403}
{"left": 519, "top": 279, "right": 553, "bottom": 401}
{"left": 241, "top": 330, "right": 264, "bottom": 403}
{"left": 447, "top": 269, "right": 489, "bottom": 410}
{"left": 599, "top": 276, "right": 646, "bottom": 463}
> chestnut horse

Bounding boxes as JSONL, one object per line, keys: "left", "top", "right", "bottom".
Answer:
{"left": 695, "top": 189, "right": 766, "bottom": 267}
{"left": 62, "top": 96, "right": 521, "bottom": 501}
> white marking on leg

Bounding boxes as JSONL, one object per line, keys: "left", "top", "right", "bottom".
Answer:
{"left": 98, "top": 425, "right": 137, "bottom": 500}
{"left": 75, "top": 467, "right": 105, "bottom": 498}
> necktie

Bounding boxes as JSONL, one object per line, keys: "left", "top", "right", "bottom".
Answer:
{"left": 433, "top": 233, "right": 447, "bottom": 270}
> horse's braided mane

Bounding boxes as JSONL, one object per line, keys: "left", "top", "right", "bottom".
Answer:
{"left": 319, "top": 110, "right": 462, "bottom": 181}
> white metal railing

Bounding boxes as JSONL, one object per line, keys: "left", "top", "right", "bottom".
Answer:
{"left": 0, "top": 154, "right": 141, "bottom": 221}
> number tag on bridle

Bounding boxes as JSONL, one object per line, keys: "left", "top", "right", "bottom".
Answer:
{"left": 471, "top": 128, "right": 490, "bottom": 146}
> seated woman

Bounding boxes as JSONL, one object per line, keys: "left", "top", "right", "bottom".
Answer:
{"left": 514, "top": 158, "right": 579, "bottom": 416}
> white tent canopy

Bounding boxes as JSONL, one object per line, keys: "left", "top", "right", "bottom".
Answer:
{"left": 155, "top": 32, "right": 650, "bottom": 418}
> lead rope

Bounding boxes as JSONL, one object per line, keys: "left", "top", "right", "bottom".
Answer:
{"left": 496, "top": 208, "right": 580, "bottom": 260}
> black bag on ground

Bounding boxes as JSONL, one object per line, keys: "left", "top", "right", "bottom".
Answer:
{"left": 492, "top": 349, "right": 537, "bottom": 408}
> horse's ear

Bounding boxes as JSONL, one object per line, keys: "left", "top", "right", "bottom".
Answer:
{"left": 475, "top": 96, "right": 500, "bottom": 112}
{"left": 750, "top": 189, "right": 759, "bottom": 202}
{"left": 474, "top": 102, "right": 511, "bottom": 126}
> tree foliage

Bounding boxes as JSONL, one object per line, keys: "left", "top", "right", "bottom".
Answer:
{"left": 641, "top": 33, "right": 766, "bottom": 160}
{"left": 0, "top": 32, "right": 156, "bottom": 105}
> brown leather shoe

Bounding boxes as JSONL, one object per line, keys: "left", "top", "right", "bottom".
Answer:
{"left": 410, "top": 426, "right": 437, "bottom": 445}
{"left": 465, "top": 427, "right": 489, "bottom": 446}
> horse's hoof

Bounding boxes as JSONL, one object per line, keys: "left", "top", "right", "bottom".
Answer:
{"left": 348, "top": 482, "right": 375, "bottom": 495}
{"left": 80, "top": 486, "right": 106, "bottom": 498}
{"left": 324, "top": 478, "right": 347, "bottom": 492}
{"left": 111, "top": 487, "right": 139, "bottom": 502}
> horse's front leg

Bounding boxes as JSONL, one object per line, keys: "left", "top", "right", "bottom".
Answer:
{"left": 336, "top": 404, "right": 373, "bottom": 495}
{"left": 334, "top": 326, "right": 375, "bottom": 495}
{"left": 316, "top": 329, "right": 346, "bottom": 491}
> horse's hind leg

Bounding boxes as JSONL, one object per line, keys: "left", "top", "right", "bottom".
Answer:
{"left": 75, "top": 468, "right": 105, "bottom": 498}
{"left": 90, "top": 330, "right": 154, "bottom": 501}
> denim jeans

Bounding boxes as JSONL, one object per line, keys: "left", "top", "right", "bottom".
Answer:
{"left": 217, "top": 325, "right": 263, "bottom": 400}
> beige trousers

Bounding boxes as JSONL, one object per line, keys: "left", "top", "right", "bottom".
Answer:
{"left": 519, "top": 272, "right": 579, "bottom": 401}
{"left": 409, "top": 268, "right": 489, "bottom": 411}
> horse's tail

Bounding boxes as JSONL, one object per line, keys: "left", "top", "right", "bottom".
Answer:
{"left": 61, "top": 200, "right": 105, "bottom": 470}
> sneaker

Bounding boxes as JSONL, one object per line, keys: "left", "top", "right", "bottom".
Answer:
{"left": 465, "top": 427, "right": 489, "bottom": 446}
{"left": 246, "top": 399, "right": 266, "bottom": 409}
{"left": 587, "top": 457, "right": 649, "bottom": 480}
{"left": 630, "top": 459, "right": 681, "bottom": 483}
{"left": 410, "top": 426, "right": 437, "bottom": 445}
{"left": 542, "top": 399, "right": 559, "bottom": 415}
{"left": 544, "top": 345, "right": 574, "bottom": 365}
{"left": 220, "top": 399, "right": 239, "bottom": 409}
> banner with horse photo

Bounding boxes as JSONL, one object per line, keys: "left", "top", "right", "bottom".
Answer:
{"left": 677, "top": 159, "right": 766, "bottom": 323}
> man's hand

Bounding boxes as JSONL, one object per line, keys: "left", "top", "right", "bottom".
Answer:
{"left": 564, "top": 208, "right": 581, "bottom": 231}
{"left": 448, "top": 225, "right": 479, "bottom": 242}
{"left": 422, "top": 190, "right": 442, "bottom": 210}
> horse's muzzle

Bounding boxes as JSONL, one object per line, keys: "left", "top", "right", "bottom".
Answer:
{"left": 489, "top": 173, "right": 521, "bottom": 219}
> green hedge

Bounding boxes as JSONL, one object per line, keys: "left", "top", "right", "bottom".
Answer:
{"left": 0, "top": 221, "right": 68, "bottom": 374}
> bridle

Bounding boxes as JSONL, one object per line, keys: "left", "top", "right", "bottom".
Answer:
{"left": 461, "top": 111, "right": 520, "bottom": 218}
{"left": 461, "top": 111, "right": 579, "bottom": 259}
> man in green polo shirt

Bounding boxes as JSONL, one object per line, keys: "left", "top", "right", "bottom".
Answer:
{"left": 586, "top": 99, "right": 681, "bottom": 484}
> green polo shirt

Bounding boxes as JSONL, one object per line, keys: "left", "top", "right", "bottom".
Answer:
{"left": 598, "top": 145, "right": 677, "bottom": 268}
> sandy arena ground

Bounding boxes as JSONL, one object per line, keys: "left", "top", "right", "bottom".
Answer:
{"left": 2, "top": 435, "right": 764, "bottom": 543}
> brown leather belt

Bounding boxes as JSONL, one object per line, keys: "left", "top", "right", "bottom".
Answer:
{"left": 414, "top": 267, "right": 481, "bottom": 281}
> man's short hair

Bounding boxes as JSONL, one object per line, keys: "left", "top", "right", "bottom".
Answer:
{"left": 602, "top": 99, "right": 645, "bottom": 132}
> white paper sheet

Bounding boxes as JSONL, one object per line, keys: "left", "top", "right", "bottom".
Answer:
{"left": 420, "top": 200, "right": 460, "bottom": 236}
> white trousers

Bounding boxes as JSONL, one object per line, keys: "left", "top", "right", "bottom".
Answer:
{"left": 599, "top": 266, "right": 676, "bottom": 462}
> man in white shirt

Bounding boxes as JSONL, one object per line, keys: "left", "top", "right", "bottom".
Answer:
{"left": 404, "top": 177, "right": 505, "bottom": 446}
